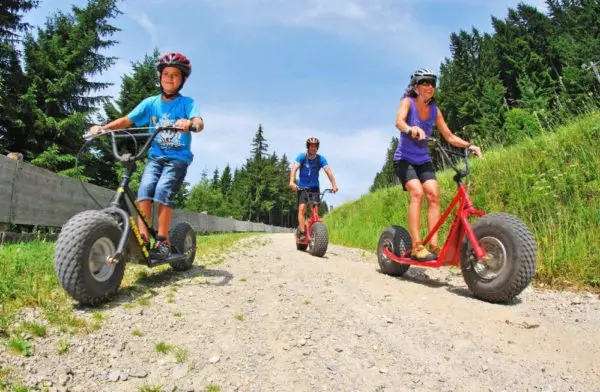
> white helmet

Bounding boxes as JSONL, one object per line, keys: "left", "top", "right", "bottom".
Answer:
{"left": 410, "top": 68, "right": 437, "bottom": 85}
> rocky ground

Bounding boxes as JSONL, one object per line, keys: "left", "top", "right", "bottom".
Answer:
{"left": 2, "top": 234, "right": 599, "bottom": 392}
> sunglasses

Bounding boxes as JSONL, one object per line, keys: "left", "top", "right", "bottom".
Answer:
{"left": 417, "top": 79, "right": 436, "bottom": 88}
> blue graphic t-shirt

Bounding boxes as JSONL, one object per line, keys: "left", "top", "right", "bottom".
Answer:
{"left": 127, "top": 94, "right": 202, "bottom": 164}
{"left": 295, "top": 153, "right": 328, "bottom": 188}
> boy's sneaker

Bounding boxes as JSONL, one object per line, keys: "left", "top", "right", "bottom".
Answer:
{"left": 411, "top": 244, "right": 437, "bottom": 262}
{"left": 150, "top": 237, "right": 172, "bottom": 260}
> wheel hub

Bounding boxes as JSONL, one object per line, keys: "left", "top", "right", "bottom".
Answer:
{"left": 469, "top": 236, "right": 507, "bottom": 280}
{"left": 88, "top": 237, "right": 116, "bottom": 282}
{"left": 380, "top": 238, "right": 393, "bottom": 261}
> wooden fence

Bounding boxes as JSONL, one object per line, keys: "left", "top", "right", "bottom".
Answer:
{"left": 0, "top": 154, "right": 291, "bottom": 243}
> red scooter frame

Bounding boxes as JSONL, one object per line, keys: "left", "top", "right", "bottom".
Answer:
{"left": 378, "top": 137, "right": 537, "bottom": 302}
{"left": 382, "top": 181, "right": 487, "bottom": 268}
{"left": 295, "top": 188, "right": 332, "bottom": 257}
{"left": 382, "top": 138, "right": 487, "bottom": 267}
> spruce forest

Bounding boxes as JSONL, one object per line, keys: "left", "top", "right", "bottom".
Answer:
{"left": 371, "top": 0, "right": 600, "bottom": 191}
{"left": 2, "top": 0, "right": 599, "bottom": 227}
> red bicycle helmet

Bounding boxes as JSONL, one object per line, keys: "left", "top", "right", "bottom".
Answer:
{"left": 156, "top": 52, "right": 192, "bottom": 78}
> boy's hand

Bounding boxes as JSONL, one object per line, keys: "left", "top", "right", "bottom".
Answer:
{"left": 289, "top": 183, "right": 298, "bottom": 191}
{"left": 89, "top": 125, "right": 105, "bottom": 135}
{"left": 175, "top": 119, "right": 193, "bottom": 132}
{"left": 331, "top": 186, "right": 339, "bottom": 193}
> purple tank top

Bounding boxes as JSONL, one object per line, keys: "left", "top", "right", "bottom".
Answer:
{"left": 393, "top": 97, "right": 437, "bottom": 164}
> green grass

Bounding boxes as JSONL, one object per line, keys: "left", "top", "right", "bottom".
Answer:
{"left": 22, "top": 322, "right": 46, "bottom": 337}
{"left": 4, "top": 337, "right": 32, "bottom": 356}
{"left": 195, "top": 232, "right": 259, "bottom": 266}
{"left": 0, "top": 233, "right": 260, "bottom": 341}
{"left": 57, "top": 339, "right": 69, "bottom": 355}
{"left": 155, "top": 341, "right": 173, "bottom": 354}
{"left": 138, "top": 386, "right": 161, "bottom": 392}
{"left": 325, "top": 111, "right": 600, "bottom": 291}
{"left": 174, "top": 347, "right": 189, "bottom": 363}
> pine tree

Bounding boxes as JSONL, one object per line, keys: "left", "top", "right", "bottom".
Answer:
{"left": 18, "top": 0, "right": 121, "bottom": 180}
{"left": 250, "top": 124, "right": 268, "bottom": 160}
{"left": 0, "top": 0, "right": 38, "bottom": 155}
{"left": 211, "top": 168, "right": 220, "bottom": 190}
{"left": 220, "top": 164, "right": 232, "bottom": 195}
{"left": 102, "top": 49, "right": 160, "bottom": 121}
{"left": 370, "top": 137, "right": 398, "bottom": 192}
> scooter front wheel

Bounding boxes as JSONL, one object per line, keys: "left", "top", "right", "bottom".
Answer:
{"left": 54, "top": 210, "right": 125, "bottom": 305}
{"left": 461, "top": 213, "right": 537, "bottom": 303}
{"left": 309, "top": 222, "right": 329, "bottom": 257}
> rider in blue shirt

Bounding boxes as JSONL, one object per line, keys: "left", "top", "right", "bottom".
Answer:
{"left": 89, "top": 52, "right": 204, "bottom": 259}
{"left": 289, "top": 137, "right": 339, "bottom": 240}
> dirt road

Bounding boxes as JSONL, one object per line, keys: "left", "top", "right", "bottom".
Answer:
{"left": 3, "top": 234, "right": 599, "bottom": 392}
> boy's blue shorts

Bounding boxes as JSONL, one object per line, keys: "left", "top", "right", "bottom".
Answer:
{"left": 137, "top": 157, "right": 188, "bottom": 208}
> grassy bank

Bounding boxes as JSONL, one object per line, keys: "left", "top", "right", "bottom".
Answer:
{"left": 0, "top": 233, "right": 256, "bottom": 335}
{"left": 325, "top": 112, "right": 600, "bottom": 291}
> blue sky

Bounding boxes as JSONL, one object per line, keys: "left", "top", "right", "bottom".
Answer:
{"left": 24, "top": 0, "right": 547, "bottom": 208}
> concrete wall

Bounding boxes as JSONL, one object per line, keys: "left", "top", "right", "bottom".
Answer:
{"left": 0, "top": 155, "right": 292, "bottom": 235}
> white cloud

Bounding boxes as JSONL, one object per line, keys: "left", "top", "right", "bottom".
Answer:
{"left": 129, "top": 12, "right": 159, "bottom": 47}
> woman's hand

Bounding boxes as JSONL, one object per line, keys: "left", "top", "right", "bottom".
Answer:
{"left": 408, "top": 126, "right": 427, "bottom": 140}
{"left": 468, "top": 144, "right": 483, "bottom": 158}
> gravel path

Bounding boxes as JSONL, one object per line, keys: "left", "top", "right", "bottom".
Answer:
{"left": 2, "top": 234, "right": 599, "bottom": 392}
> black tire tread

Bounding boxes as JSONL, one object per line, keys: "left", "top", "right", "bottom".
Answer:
{"left": 461, "top": 213, "right": 537, "bottom": 303}
{"left": 309, "top": 223, "right": 329, "bottom": 257}
{"left": 169, "top": 222, "right": 196, "bottom": 271}
{"left": 377, "top": 225, "right": 411, "bottom": 276}
{"left": 54, "top": 210, "right": 124, "bottom": 305}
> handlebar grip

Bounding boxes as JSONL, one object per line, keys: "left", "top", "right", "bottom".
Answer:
{"left": 83, "top": 131, "right": 109, "bottom": 141}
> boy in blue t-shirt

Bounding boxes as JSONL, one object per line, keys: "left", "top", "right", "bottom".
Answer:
{"left": 289, "top": 137, "right": 339, "bottom": 240}
{"left": 89, "top": 52, "right": 204, "bottom": 259}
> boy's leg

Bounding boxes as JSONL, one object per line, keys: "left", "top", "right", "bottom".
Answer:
{"left": 138, "top": 200, "right": 152, "bottom": 240}
{"left": 157, "top": 203, "right": 173, "bottom": 239}
{"left": 137, "top": 158, "right": 162, "bottom": 241}
{"left": 153, "top": 158, "right": 188, "bottom": 242}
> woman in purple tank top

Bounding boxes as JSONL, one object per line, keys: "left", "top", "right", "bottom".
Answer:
{"left": 393, "top": 68, "right": 483, "bottom": 261}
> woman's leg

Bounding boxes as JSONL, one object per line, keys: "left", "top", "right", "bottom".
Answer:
{"left": 422, "top": 179, "right": 440, "bottom": 248}
{"left": 405, "top": 179, "right": 424, "bottom": 245}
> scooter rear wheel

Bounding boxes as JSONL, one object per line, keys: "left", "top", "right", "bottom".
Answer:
{"left": 377, "top": 226, "right": 411, "bottom": 276}
{"left": 169, "top": 222, "right": 196, "bottom": 271}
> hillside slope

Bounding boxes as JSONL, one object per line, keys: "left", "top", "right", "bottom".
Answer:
{"left": 325, "top": 112, "right": 600, "bottom": 289}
